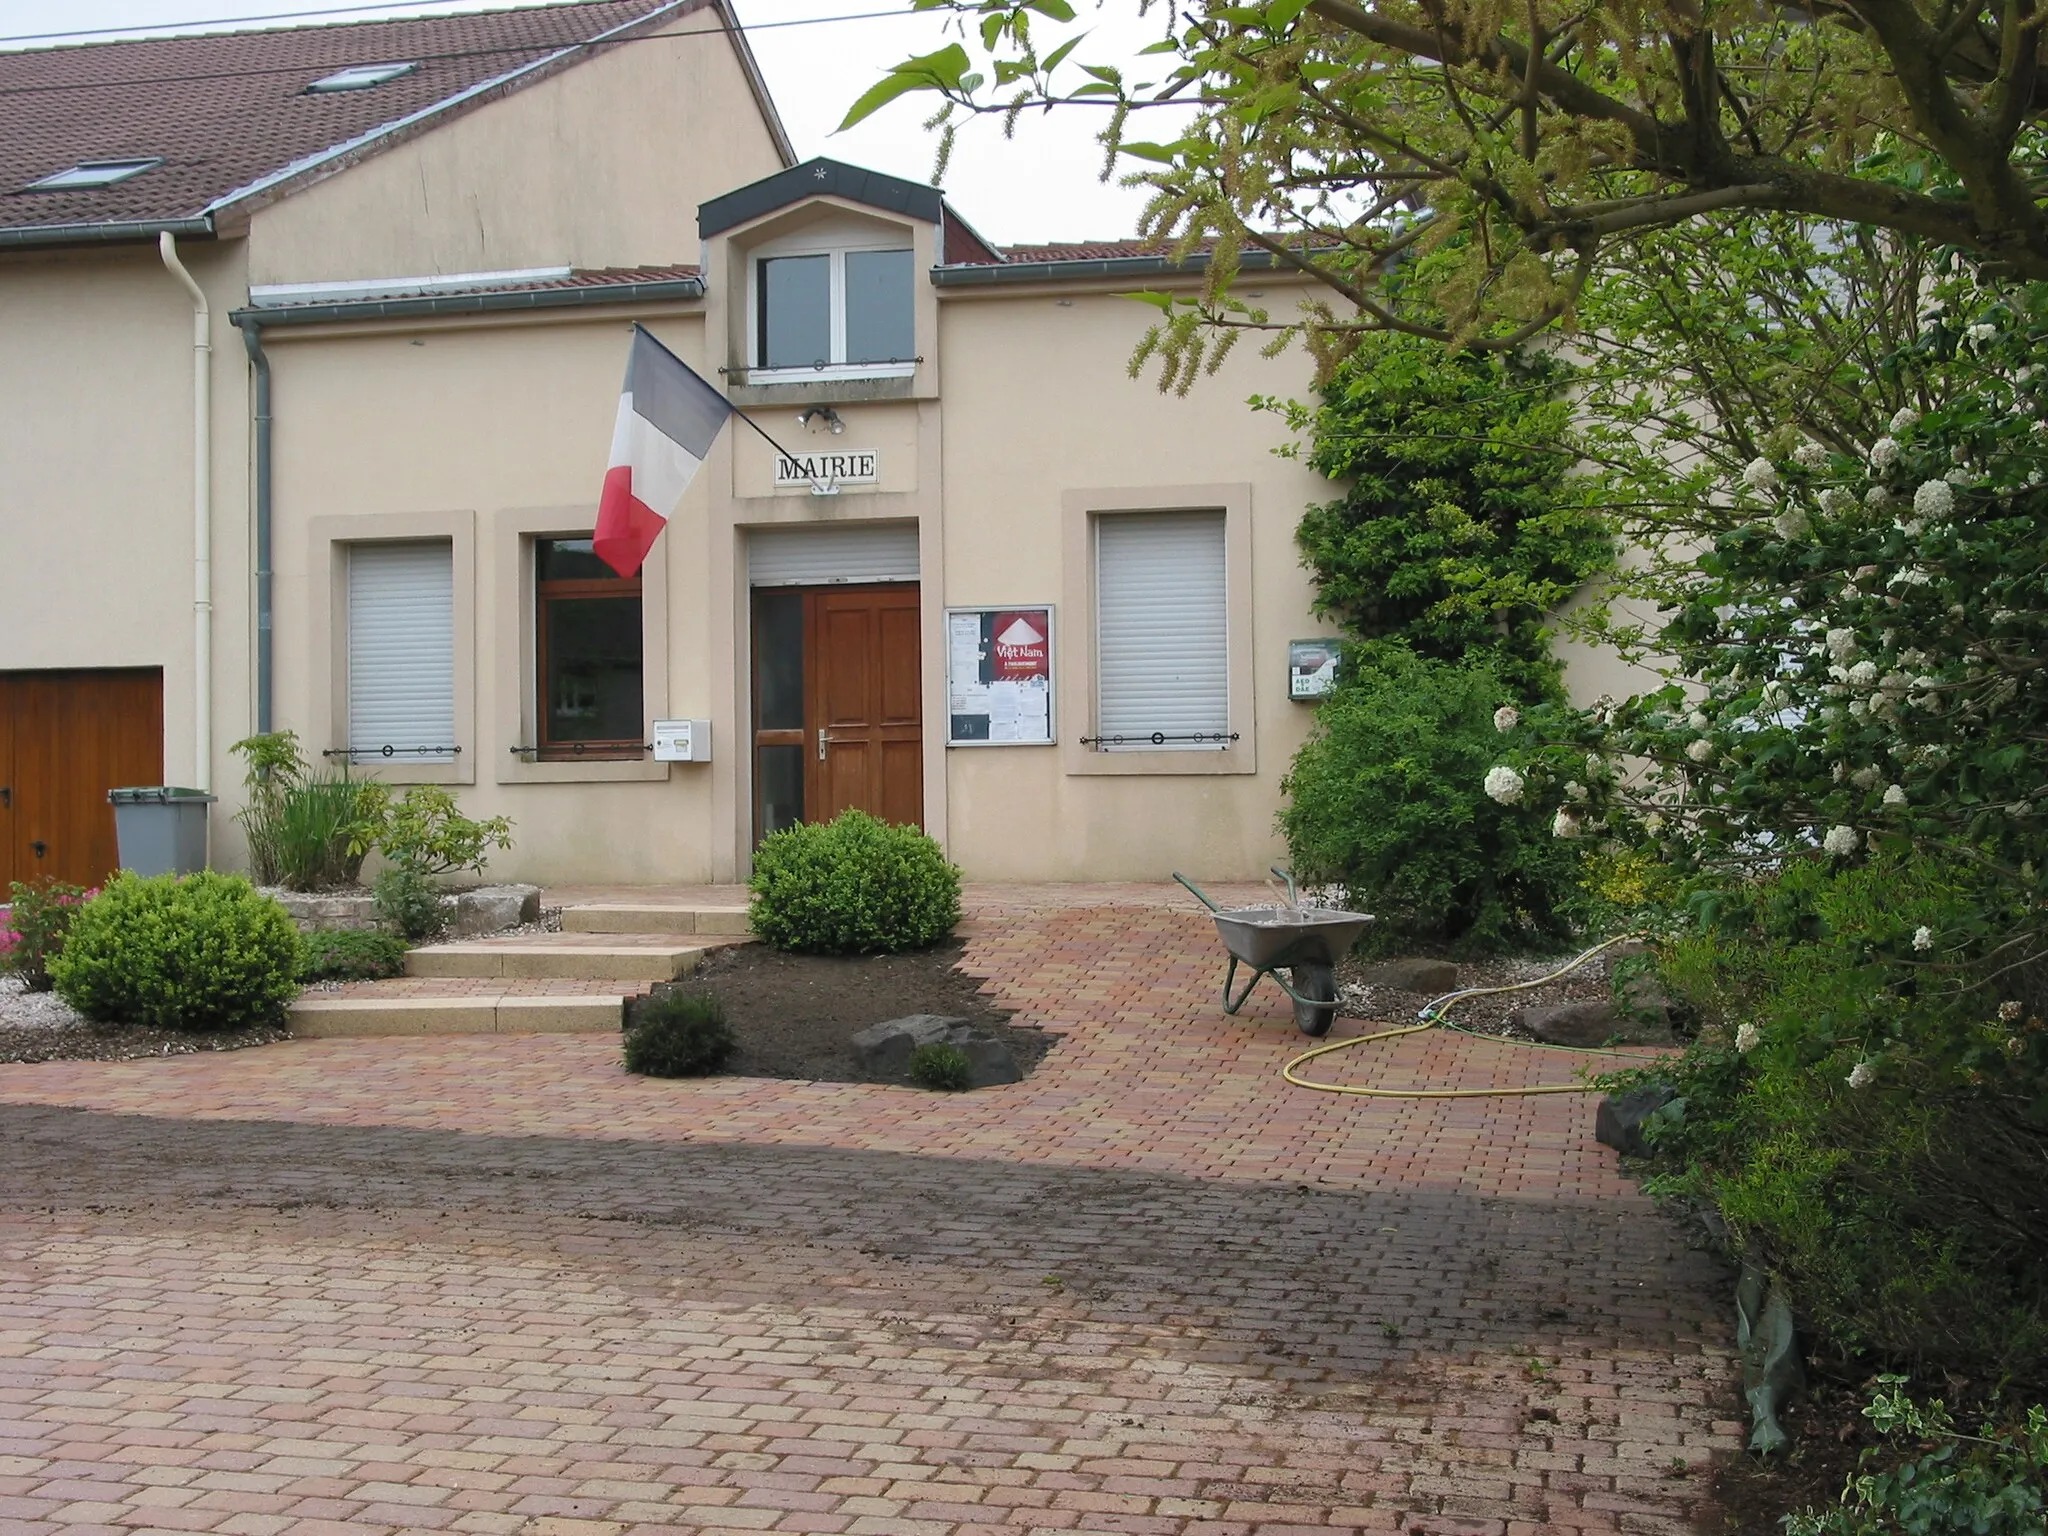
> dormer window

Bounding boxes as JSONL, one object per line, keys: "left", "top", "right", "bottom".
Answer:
{"left": 27, "top": 157, "right": 161, "bottom": 191}
{"left": 307, "top": 62, "right": 416, "bottom": 93}
{"left": 752, "top": 237, "right": 914, "bottom": 379}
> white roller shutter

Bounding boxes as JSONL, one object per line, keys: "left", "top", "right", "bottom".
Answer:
{"left": 347, "top": 541, "right": 455, "bottom": 762}
{"left": 1094, "top": 509, "right": 1228, "bottom": 750}
{"left": 749, "top": 522, "right": 919, "bottom": 585}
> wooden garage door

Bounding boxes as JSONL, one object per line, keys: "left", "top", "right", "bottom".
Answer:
{"left": 0, "top": 670, "right": 164, "bottom": 890}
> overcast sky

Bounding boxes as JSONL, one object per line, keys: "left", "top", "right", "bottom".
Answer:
{"left": 0, "top": 0, "right": 1178, "bottom": 243}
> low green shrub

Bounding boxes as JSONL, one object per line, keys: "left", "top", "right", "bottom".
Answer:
{"left": 908, "top": 1041, "right": 972, "bottom": 1091}
{"left": 1609, "top": 853, "right": 2048, "bottom": 1382}
{"left": 379, "top": 786, "right": 513, "bottom": 877}
{"left": 231, "top": 731, "right": 387, "bottom": 891}
{"left": 1281, "top": 644, "right": 1590, "bottom": 953}
{"left": 623, "top": 991, "right": 734, "bottom": 1077}
{"left": 372, "top": 866, "right": 448, "bottom": 942}
{"left": 50, "top": 872, "right": 300, "bottom": 1031}
{"left": 748, "top": 810, "right": 961, "bottom": 955}
{"left": 1, "top": 878, "right": 93, "bottom": 992}
{"left": 1784, "top": 1380, "right": 2047, "bottom": 1536}
{"left": 297, "top": 929, "right": 409, "bottom": 982}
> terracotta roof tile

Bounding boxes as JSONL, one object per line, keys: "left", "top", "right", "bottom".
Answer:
{"left": 0, "top": 0, "right": 699, "bottom": 236}
{"left": 996, "top": 239, "right": 1198, "bottom": 263}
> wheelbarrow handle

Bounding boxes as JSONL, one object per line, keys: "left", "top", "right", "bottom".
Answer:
{"left": 1269, "top": 866, "right": 1298, "bottom": 905}
{"left": 1172, "top": 872, "right": 1223, "bottom": 912}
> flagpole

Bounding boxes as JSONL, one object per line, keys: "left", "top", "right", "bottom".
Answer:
{"left": 631, "top": 322, "right": 816, "bottom": 474}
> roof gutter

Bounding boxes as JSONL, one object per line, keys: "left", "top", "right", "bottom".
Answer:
{"left": 931, "top": 249, "right": 1291, "bottom": 288}
{"left": 229, "top": 272, "right": 705, "bottom": 327}
{"left": 0, "top": 215, "right": 213, "bottom": 250}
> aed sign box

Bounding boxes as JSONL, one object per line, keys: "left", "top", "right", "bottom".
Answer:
{"left": 1289, "top": 640, "right": 1338, "bottom": 700}
{"left": 652, "top": 718, "right": 712, "bottom": 762}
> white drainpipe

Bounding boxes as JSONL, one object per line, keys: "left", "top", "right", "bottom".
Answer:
{"left": 160, "top": 232, "right": 212, "bottom": 792}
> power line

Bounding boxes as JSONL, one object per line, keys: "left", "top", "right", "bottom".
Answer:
{"left": 0, "top": 1, "right": 539, "bottom": 46}
{"left": 0, "top": 5, "right": 913, "bottom": 94}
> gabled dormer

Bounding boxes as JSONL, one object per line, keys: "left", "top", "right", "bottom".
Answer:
{"left": 700, "top": 158, "right": 998, "bottom": 406}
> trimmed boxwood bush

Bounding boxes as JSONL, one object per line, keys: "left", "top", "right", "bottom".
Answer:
{"left": 51, "top": 871, "right": 301, "bottom": 1032}
{"left": 748, "top": 809, "right": 961, "bottom": 955}
{"left": 298, "top": 928, "right": 409, "bottom": 982}
{"left": 623, "top": 990, "right": 734, "bottom": 1077}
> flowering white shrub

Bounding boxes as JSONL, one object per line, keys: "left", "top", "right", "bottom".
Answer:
{"left": 1824, "top": 826, "right": 1861, "bottom": 857}
{"left": 1742, "top": 456, "right": 1778, "bottom": 491}
{"left": 1913, "top": 478, "right": 1956, "bottom": 520}
{"left": 1483, "top": 765, "right": 1525, "bottom": 804}
{"left": 1847, "top": 1061, "right": 1877, "bottom": 1088}
{"left": 1551, "top": 806, "right": 1582, "bottom": 838}
{"left": 1493, "top": 705, "right": 1519, "bottom": 732}
{"left": 1735, "top": 1021, "right": 1761, "bottom": 1053}
{"left": 1913, "top": 925, "right": 1934, "bottom": 950}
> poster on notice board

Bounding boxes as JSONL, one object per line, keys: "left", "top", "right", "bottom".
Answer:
{"left": 945, "top": 606, "right": 1055, "bottom": 746}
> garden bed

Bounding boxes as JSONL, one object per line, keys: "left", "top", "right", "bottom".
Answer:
{"left": 1335, "top": 945, "right": 1673, "bottom": 1043}
{"left": 0, "top": 978, "right": 290, "bottom": 1064}
{"left": 634, "top": 940, "right": 1058, "bottom": 1086}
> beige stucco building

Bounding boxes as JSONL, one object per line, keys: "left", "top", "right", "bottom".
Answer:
{"left": 5, "top": 0, "right": 1636, "bottom": 892}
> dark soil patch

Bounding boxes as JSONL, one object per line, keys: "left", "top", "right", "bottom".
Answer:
{"left": 0, "top": 1017, "right": 291, "bottom": 1065}
{"left": 629, "top": 939, "right": 1058, "bottom": 1087}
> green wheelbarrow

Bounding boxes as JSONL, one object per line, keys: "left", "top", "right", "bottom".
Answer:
{"left": 1173, "top": 868, "right": 1375, "bottom": 1037}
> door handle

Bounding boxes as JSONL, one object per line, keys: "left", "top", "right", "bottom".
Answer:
{"left": 816, "top": 729, "right": 830, "bottom": 762}
{"left": 30, "top": 840, "right": 46, "bottom": 859}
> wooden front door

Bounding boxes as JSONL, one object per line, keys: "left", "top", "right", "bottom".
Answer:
{"left": 0, "top": 669, "right": 164, "bottom": 889}
{"left": 751, "top": 584, "right": 922, "bottom": 841}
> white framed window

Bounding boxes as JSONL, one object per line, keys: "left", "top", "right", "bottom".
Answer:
{"left": 347, "top": 540, "right": 456, "bottom": 764}
{"left": 1093, "top": 509, "right": 1229, "bottom": 751}
{"left": 27, "top": 158, "right": 161, "bottom": 191}
{"left": 749, "top": 226, "right": 916, "bottom": 382}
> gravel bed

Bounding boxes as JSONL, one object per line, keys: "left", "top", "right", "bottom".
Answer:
{"left": 1336, "top": 946, "right": 1626, "bottom": 1042}
{"left": 0, "top": 977, "right": 289, "bottom": 1064}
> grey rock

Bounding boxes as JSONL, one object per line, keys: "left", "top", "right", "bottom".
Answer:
{"left": 264, "top": 889, "right": 380, "bottom": 932}
{"left": 1595, "top": 1082, "right": 1678, "bottom": 1156}
{"left": 453, "top": 883, "right": 542, "bottom": 938}
{"left": 850, "top": 1014, "right": 970, "bottom": 1079}
{"left": 1358, "top": 958, "right": 1461, "bottom": 995}
{"left": 954, "top": 1035, "right": 1022, "bottom": 1089}
{"left": 1514, "top": 999, "right": 1673, "bottom": 1047}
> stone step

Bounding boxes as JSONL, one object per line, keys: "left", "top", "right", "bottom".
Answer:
{"left": 561, "top": 903, "right": 752, "bottom": 936}
{"left": 405, "top": 936, "right": 708, "bottom": 981}
{"left": 291, "top": 993, "right": 623, "bottom": 1038}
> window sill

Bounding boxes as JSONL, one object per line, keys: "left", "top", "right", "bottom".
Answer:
{"left": 1060, "top": 740, "right": 1257, "bottom": 777}
{"left": 495, "top": 754, "right": 673, "bottom": 785}
{"left": 726, "top": 373, "right": 925, "bottom": 409}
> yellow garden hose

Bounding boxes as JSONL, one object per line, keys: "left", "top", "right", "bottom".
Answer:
{"left": 1282, "top": 933, "right": 1672, "bottom": 1099}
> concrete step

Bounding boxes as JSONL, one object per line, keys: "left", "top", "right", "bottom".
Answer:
{"left": 291, "top": 993, "right": 623, "bottom": 1038}
{"left": 405, "top": 935, "right": 708, "bottom": 981}
{"left": 561, "top": 903, "right": 752, "bottom": 936}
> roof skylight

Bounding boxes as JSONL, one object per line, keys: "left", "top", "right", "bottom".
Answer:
{"left": 307, "top": 61, "right": 416, "bottom": 93}
{"left": 27, "top": 157, "right": 162, "bottom": 191}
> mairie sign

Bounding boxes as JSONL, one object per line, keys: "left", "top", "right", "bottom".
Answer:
{"left": 775, "top": 449, "right": 879, "bottom": 487}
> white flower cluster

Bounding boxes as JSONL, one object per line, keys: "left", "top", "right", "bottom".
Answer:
{"left": 1913, "top": 925, "right": 1934, "bottom": 951}
{"left": 1773, "top": 508, "right": 1811, "bottom": 541}
{"left": 1735, "top": 1022, "right": 1761, "bottom": 1053}
{"left": 1869, "top": 437, "right": 1901, "bottom": 471}
{"left": 2000, "top": 999, "right": 2024, "bottom": 1021}
{"left": 1818, "top": 487, "right": 1853, "bottom": 516}
{"left": 1483, "top": 765, "right": 1525, "bottom": 805}
{"left": 1884, "top": 784, "right": 1907, "bottom": 806}
{"left": 1968, "top": 321, "right": 1999, "bottom": 345}
{"left": 1493, "top": 706, "right": 1519, "bottom": 733}
{"left": 1865, "top": 485, "right": 1892, "bottom": 510}
{"left": 1792, "top": 440, "right": 1829, "bottom": 470}
{"left": 1889, "top": 406, "right": 1921, "bottom": 434}
{"left": 1913, "top": 479, "right": 1955, "bottom": 520}
{"left": 1742, "top": 457, "right": 1779, "bottom": 492}
{"left": 1826, "top": 627, "right": 1858, "bottom": 661}
{"left": 1824, "top": 825, "right": 1861, "bottom": 856}
{"left": 1686, "top": 738, "right": 1715, "bottom": 764}
{"left": 1551, "top": 807, "right": 1582, "bottom": 839}
{"left": 1847, "top": 1061, "right": 1877, "bottom": 1089}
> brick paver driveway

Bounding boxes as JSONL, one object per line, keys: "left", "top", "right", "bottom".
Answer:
{"left": 0, "top": 890, "right": 1738, "bottom": 1535}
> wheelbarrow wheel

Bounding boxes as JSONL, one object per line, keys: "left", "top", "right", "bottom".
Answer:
{"left": 1289, "top": 961, "right": 1337, "bottom": 1036}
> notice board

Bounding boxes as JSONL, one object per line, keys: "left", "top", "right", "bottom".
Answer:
{"left": 945, "top": 606, "right": 1055, "bottom": 746}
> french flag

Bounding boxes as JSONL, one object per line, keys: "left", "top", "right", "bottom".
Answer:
{"left": 593, "top": 325, "right": 734, "bottom": 577}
